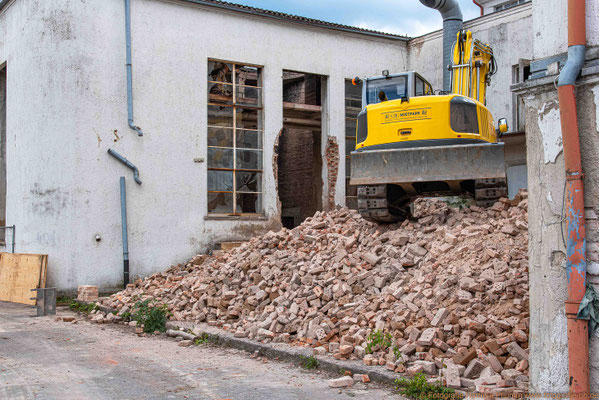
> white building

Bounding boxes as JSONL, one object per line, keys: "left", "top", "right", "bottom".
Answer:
{"left": 0, "top": 0, "right": 531, "bottom": 291}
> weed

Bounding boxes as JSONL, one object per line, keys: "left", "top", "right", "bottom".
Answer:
{"left": 132, "top": 299, "right": 169, "bottom": 334}
{"left": 365, "top": 329, "right": 393, "bottom": 354}
{"left": 69, "top": 301, "right": 98, "bottom": 313}
{"left": 194, "top": 333, "right": 211, "bottom": 345}
{"left": 120, "top": 311, "right": 131, "bottom": 322}
{"left": 395, "top": 373, "right": 458, "bottom": 400}
{"left": 393, "top": 345, "right": 402, "bottom": 361}
{"left": 57, "top": 295, "right": 74, "bottom": 304}
{"left": 299, "top": 355, "right": 319, "bottom": 370}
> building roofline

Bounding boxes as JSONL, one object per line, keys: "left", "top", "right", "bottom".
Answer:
{"left": 0, "top": 0, "right": 410, "bottom": 41}
{"left": 172, "top": 0, "right": 410, "bottom": 41}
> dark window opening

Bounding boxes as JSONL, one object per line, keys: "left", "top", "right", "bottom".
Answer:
{"left": 344, "top": 79, "right": 362, "bottom": 210}
{"left": 279, "top": 71, "right": 324, "bottom": 228}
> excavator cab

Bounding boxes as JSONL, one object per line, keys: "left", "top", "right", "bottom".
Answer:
{"left": 349, "top": 30, "right": 507, "bottom": 223}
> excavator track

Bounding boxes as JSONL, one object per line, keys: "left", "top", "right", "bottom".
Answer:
{"left": 474, "top": 178, "right": 508, "bottom": 207}
{"left": 357, "top": 185, "right": 412, "bottom": 223}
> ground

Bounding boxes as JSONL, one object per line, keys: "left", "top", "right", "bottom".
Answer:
{"left": 0, "top": 302, "right": 403, "bottom": 400}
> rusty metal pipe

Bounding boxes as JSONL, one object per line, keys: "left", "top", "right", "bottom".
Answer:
{"left": 472, "top": 0, "right": 483, "bottom": 16}
{"left": 557, "top": 0, "right": 588, "bottom": 397}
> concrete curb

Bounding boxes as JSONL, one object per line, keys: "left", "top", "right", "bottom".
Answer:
{"left": 167, "top": 320, "right": 402, "bottom": 388}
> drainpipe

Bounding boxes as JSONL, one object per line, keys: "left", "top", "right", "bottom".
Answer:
{"left": 419, "top": 0, "right": 463, "bottom": 92}
{"left": 125, "top": 0, "right": 144, "bottom": 136}
{"left": 107, "top": 149, "right": 143, "bottom": 185}
{"left": 557, "top": 0, "right": 588, "bottom": 397}
{"left": 120, "top": 177, "right": 130, "bottom": 288}
{"left": 472, "top": 0, "right": 484, "bottom": 16}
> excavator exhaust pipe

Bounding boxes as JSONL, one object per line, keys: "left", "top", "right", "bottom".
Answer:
{"left": 419, "top": 0, "right": 463, "bottom": 92}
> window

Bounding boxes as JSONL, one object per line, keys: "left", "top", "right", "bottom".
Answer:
{"left": 415, "top": 77, "right": 425, "bottom": 96}
{"left": 494, "top": 0, "right": 529, "bottom": 12}
{"left": 207, "top": 61, "right": 263, "bottom": 215}
{"left": 450, "top": 97, "right": 479, "bottom": 134}
{"left": 366, "top": 76, "right": 407, "bottom": 104}
{"left": 345, "top": 79, "right": 362, "bottom": 209}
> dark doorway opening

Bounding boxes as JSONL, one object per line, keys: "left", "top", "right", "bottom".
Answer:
{"left": 278, "top": 71, "right": 324, "bottom": 229}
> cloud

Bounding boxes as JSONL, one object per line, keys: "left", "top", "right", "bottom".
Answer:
{"left": 227, "top": 0, "right": 481, "bottom": 37}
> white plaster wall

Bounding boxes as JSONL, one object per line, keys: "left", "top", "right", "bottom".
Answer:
{"left": 0, "top": 0, "right": 409, "bottom": 290}
{"left": 408, "top": 3, "right": 532, "bottom": 131}
{"left": 533, "top": 0, "right": 599, "bottom": 59}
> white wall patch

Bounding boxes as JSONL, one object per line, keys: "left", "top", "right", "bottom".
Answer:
{"left": 538, "top": 106, "right": 563, "bottom": 164}
{"left": 592, "top": 85, "right": 599, "bottom": 134}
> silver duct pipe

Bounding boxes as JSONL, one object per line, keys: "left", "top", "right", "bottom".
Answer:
{"left": 419, "top": 0, "right": 463, "bottom": 92}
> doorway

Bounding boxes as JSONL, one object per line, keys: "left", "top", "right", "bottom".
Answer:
{"left": 278, "top": 71, "right": 324, "bottom": 229}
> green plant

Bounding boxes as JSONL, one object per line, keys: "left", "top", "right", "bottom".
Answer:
{"left": 393, "top": 345, "right": 402, "bottom": 361}
{"left": 395, "top": 373, "right": 458, "bottom": 400}
{"left": 299, "top": 355, "right": 319, "bottom": 370}
{"left": 365, "top": 330, "right": 393, "bottom": 354}
{"left": 194, "top": 333, "right": 211, "bottom": 345}
{"left": 132, "top": 299, "right": 169, "bottom": 334}
{"left": 120, "top": 311, "right": 131, "bottom": 321}
{"left": 57, "top": 295, "right": 74, "bottom": 304}
{"left": 69, "top": 301, "right": 98, "bottom": 313}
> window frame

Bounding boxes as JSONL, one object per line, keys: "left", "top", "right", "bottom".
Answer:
{"left": 207, "top": 60, "right": 264, "bottom": 216}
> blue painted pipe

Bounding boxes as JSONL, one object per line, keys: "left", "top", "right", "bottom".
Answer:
{"left": 120, "top": 177, "right": 130, "bottom": 287}
{"left": 125, "top": 0, "right": 144, "bottom": 136}
{"left": 107, "top": 148, "right": 142, "bottom": 185}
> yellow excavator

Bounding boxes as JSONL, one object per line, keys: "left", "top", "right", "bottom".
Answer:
{"left": 350, "top": 29, "right": 508, "bottom": 222}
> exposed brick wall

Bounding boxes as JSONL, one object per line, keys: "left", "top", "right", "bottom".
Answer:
{"left": 325, "top": 136, "right": 339, "bottom": 211}
{"left": 278, "top": 128, "right": 317, "bottom": 223}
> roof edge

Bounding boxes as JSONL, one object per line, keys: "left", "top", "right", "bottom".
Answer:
{"left": 176, "top": 0, "right": 410, "bottom": 41}
{"left": 0, "top": 0, "right": 409, "bottom": 41}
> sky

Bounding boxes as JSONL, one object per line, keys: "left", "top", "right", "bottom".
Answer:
{"left": 224, "top": 0, "right": 482, "bottom": 37}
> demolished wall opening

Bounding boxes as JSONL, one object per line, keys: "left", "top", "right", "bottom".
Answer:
{"left": 278, "top": 71, "right": 324, "bottom": 229}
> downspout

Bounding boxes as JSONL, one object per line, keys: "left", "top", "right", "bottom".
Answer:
{"left": 472, "top": 0, "right": 484, "bottom": 16}
{"left": 125, "top": 0, "right": 144, "bottom": 136}
{"left": 120, "top": 177, "right": 130, "bottom": 288}
{"left": 419, "top": 0, "right": 463, "bottom": 92}
{"left": 107, "top": 149, "right": 143, "bottom": 185}
{"left": 557, "top": 0, "right": 589, "bottom": 397}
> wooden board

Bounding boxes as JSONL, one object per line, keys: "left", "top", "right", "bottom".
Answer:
{"left": 0, "top": 253, "right": 48, "bottom": 305}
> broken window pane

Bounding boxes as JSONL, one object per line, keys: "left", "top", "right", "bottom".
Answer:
{"left": 208, "top": 148, "right": 234, "bottom": 169}
{"left": 236, "top": 193, "right": 261, "bottom": 214}
{"left": 236, "top": 108, "right": 260, "bottom": 130}
{"left": 207, "top": 61, "right": 263, "bottom": 215}
{"left": 208, "top": 81, "right": 233, "bottom": 104}
{"left": 208, "top": 192, "right": 233, "bottom": 214}
{"left": 235, "top": 86, "right": 262, "bottom": 107}
{"left": 236, "top": 129, "right": 262, "bottom": 149}
{"left": 208, "top": 61, "right": 233, "bottom": 83}
{"left": 208, "top": 105, "right": 233, "bottom": 127}
{"left": 208, "top": 170, "right": 233, "bottom": 191}
{"left": 236, "top": 65, "right": 261, "bottom": 86}
{"left": 236, "top": 171, "right": 262, "bottom": 192}
{"left": 236, "top": 149, "right": 262, "bottom": 170}
{"left": 208, "top": 127, "right": 233, "bottom": 148}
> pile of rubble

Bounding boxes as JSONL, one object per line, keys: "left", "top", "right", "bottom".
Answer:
{"left": 100, "top": 192, "right": 529, "bottom": 395}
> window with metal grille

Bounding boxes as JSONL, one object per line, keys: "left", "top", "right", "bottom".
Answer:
{"left": 207, "top": 60, "right": 263, "bottom": 215}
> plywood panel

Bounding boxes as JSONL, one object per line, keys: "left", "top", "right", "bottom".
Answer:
{"left": 0, "top": 253, "right": 48, "bottom": 305}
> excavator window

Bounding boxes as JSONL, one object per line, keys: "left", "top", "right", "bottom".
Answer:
{"left": 415, "top": 77, "right": 425, "bottom": 96}
{"left": 366, "top": 76, "right": 407, "bottom": 104}
{"left": 450, "top": 97, "right": 479, "bottom": 134}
